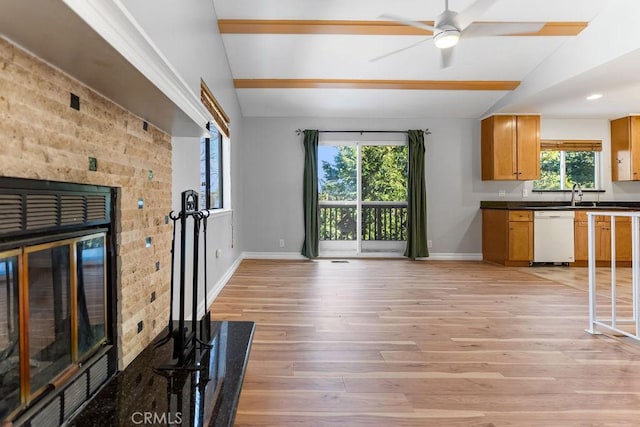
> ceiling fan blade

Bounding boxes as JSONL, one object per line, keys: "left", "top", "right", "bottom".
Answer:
{"left": 379, "top": 13, "right": 435, "bottom": 33}
{"left": 370, "top": 37, "right": 432, "bottom": 62}
{"left": 462, "top": 22, "right": 545, "bottom": 38}
{"left": 440, "top": 47, "right": 454, "bottom": 69}
{"left": 454, "top": 0, "right": 498, "bottom": 30}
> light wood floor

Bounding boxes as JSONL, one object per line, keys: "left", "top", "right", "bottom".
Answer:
{"left": 211, "top": 260, "right": 640, "bottom": 426}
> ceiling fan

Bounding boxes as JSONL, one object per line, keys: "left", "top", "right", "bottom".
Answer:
{"left": 374, "top": 0, "right": 545, "bottom": 68}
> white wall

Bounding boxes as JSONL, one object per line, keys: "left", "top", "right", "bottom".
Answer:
{"left": 240, "top": 116, "right": 640, "bottom": 257}
{"left": 117, "top": 1, "right": 640, "bottom": 261}
{"left": 122, "top": 0, "right": 245, "bottom": 317}
{"left": 240, "top": 117, "right": 494, "bottom": 256}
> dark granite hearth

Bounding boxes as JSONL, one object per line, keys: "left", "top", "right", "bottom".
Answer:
{"left": 67, "top": 321, "right": 255, "bottom": 427}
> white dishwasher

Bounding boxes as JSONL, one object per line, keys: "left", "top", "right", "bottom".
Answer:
{"left": 533, "top": 210, "right": 575, "bottom": 263}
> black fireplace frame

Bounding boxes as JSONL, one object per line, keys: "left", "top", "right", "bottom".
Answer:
{"left": 0, "top": 176, "right": 118, "bottom": 425}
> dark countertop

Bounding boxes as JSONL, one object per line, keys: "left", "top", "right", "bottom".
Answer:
{"left": 480, "top": 201, "right": 640, "bottom": 210}
{"left": 67, "top": 320, "right": 255, "bottom": 427}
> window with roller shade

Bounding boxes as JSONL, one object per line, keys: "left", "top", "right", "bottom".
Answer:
{"left": 200, "top": 79, "right": 231, "bottom": 210}
{"left": 533, "top": 140, "right": 602, "bottom": 190}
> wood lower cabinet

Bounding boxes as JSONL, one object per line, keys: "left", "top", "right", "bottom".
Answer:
{"left": 482, "top": 208, "right": 636, "bottom": 268}
{"left": 615, "top": 219, "right": 632, "bottom": 261}
{"left": 508, "top": 221, "right": 533, "bottom": 261}
{"left": 483, "top": 209, "right": 533, "bottom": 266}
{"left": 573, "top": 211, "right": 632, "bottom": 265}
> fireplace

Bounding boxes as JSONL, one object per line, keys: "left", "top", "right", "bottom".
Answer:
{"left": 0, "top": 177, "right": 117, "bottom": 424}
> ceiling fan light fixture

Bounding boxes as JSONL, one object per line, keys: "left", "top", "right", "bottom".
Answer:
{"left": 434, "top": 28, "right": 460, "bottom": 49}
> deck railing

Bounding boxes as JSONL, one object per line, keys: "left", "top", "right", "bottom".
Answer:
{"left": 319, "top": 202, "right": 407, "bottom": 241}
{"left": 586, "top": 211, "right": 640, "bottom": 342}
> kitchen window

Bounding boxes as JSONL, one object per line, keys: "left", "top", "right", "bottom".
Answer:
{"left": 533, "top": 140, "right": 602, "bottom": 191}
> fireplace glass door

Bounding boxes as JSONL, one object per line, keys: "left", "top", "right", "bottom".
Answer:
{"left": 0, "top": 232, "right": 108, "bottom": 419}
{"left": 26, "top": 243, "right": 72, "bottom": 395}
{"left": 76, "top": 235, "right": 106, "bottom": 357}
{"left": 0, "top": 252, "right": 20, "bottom": 419}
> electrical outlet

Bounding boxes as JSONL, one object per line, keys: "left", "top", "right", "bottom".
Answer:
{"left": 522, "top": 189, "right": 528, "bottom": 198}
{"left": 498, "top": 190, "right": 506, "bottom": 197}
{"left": 215, "top": 248, "right": 222, "bottom": 258}
{"left": 279, "top": 239, "right": 285, "bottom": 248}
{"left": 427, "top": 239, "right": 433, "bottom": 249}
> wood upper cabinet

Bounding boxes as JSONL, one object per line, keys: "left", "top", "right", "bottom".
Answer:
{"left": 481, "top": 115, "right": 540, "bottom": 180}
{"left": 611, "top": 116, "right": 640, "bottom": 181}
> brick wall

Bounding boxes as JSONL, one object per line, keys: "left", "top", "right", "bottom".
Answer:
{"left": 0, "top": 37, "right": 173, "bottom": 368}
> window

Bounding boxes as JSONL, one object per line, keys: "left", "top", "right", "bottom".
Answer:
{"left": 200, "top": 79, "right": 231, "bottom": 211}
{"left": 533, "top": 140, "right": 601, "bottom": 190}
{"left": 200, "top": 126, "right": 223, "bottom": 210}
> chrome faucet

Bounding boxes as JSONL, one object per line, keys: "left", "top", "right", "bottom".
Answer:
{"left": 570, "top": 183, "right": 583, "bottom": 206}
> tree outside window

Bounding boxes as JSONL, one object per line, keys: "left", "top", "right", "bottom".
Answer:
{"left": 318, "top": 145, "right": 407, "bottom": 201}
{"left": 534, "top": 150, "right": 597, "bottom": 190}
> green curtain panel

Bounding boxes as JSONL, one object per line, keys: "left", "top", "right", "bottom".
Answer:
{"left": 301, "top": 129, "right": 319, "bottom": 258}
{"left": 404, "top": 129, "right": 429, "bottom": 259}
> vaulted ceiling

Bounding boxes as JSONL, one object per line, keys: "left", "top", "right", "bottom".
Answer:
{"left": 213, "top": 0, "right": 640, "bottom": 119}
{"left": 3, "top": 0, "right": 640, "bottom": 126}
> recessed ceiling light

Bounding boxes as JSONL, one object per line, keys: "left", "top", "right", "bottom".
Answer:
{"left": 586, "top": 93, "right": 603, "bottom": 101}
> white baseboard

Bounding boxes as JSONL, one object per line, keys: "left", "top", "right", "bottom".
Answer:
{"left": 242, "top": 251, "right": 482, "bottom": 261}
{"left": 196, "top": 254, "right": 244, "bottom": 318}
{"left": 242, "top": 252, "right": 308, "bottom": 260}
{"left": 423, "top": 253, "right": 483, "bottom": 261}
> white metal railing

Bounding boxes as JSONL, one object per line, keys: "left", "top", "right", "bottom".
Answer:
{"left": 586, "top": 211, "right": 640, "bottom": 341}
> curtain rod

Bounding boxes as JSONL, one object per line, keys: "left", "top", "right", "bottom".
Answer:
{"left": 295, "top": 129, "right": 430, "bottom": 136}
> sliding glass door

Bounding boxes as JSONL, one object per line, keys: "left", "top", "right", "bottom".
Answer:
{"left": 318, "top": 141, "right": 407, "bottom": 256}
